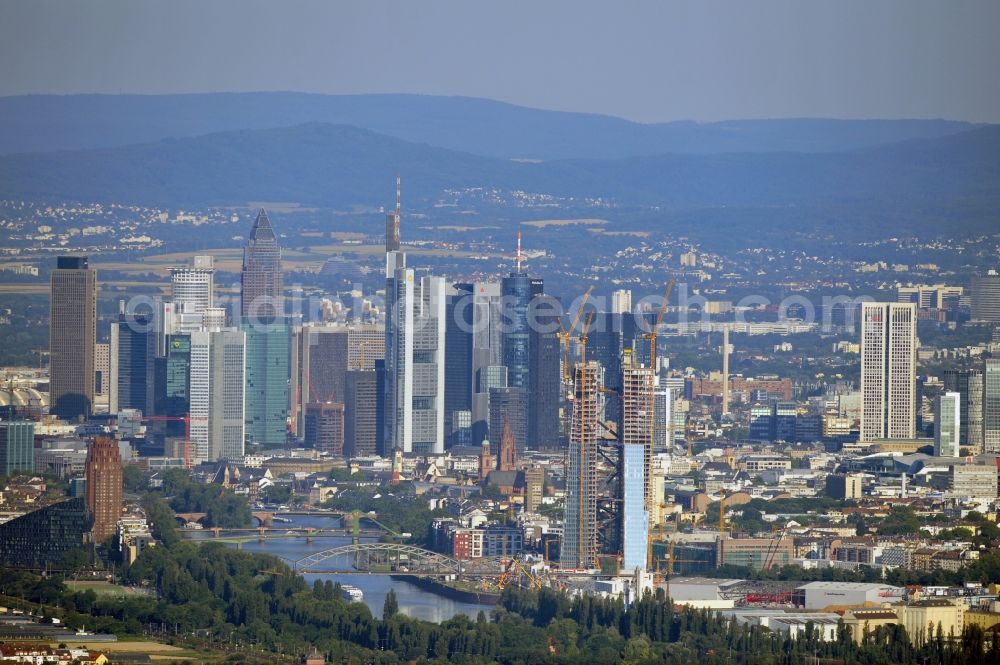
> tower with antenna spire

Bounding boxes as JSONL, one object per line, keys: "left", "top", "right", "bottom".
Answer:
{"left": 385, "top": 176, "right": 401, "bottom": 254}
{"left": 515, "top": 228, "right": 523, "bottom": 274}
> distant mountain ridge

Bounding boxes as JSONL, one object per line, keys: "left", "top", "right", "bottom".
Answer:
{"left": 0, "top": 122, "right": 997, "bottom": 245}
{"left": 0, "top": 92, "right": 982, "bottom": 159}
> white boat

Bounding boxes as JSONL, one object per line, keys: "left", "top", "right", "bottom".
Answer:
{"left": 339, "top": 585, "right": 364, "bottom": 602}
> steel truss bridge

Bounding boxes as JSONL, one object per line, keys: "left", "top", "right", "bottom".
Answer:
{"left": 293, "top": 543, "right": 594, "bottom": 579}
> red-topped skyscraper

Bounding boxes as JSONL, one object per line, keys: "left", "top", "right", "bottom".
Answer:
{"left": 241, "top": 209, "right": 283, "bottom": 320}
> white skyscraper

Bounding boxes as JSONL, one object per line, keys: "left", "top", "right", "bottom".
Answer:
{"left": 860, "top": 302, "right": 916, "bottom": 442}
{"left": 935, "top": 392, "right": 961, "bottom": 457}
{"left": 612, "top": 289, "right": 632, "bottom": 315}
{"left": 159, "top": 256, "right": 216, "bottom": 354}
{"left": 189, "top": 328, "right": 245, "bottom": 463}
{"left": 384, "top": 251, "right": 446, "bottom": 454}
{"left": 170, "top": 255, "right": 215, "bottom": 313}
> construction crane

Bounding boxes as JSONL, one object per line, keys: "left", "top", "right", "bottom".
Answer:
{"left": 496, "top": 558, "right": 543, "bottom": 591}
{"left": 642, "top": 278, "right": 676, "bottom": 371}
{"left": 143, "top": 414, "right": 192, "bottom": 470}
{"left": 763, "top": 523, "right": 790, "bottom": 571}
{"left": 578, "top": 310, "right": 596, "bottom": 367}
{"left": 557, "top": 285, "right": 594, "bottom": 383}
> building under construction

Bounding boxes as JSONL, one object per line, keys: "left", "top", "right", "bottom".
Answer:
{"left": 560, "top": 361, "right": 600, "bottom": 570}
{"left": 620, "top": 351, "right": 655, "bottom": 571}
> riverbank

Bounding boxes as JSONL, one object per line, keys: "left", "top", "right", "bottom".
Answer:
{"left": 391, "top": 575, "right": 501, "bottom": 606}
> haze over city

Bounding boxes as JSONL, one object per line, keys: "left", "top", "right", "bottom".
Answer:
{"left": 0, "top": 2, "right": 999, "bottom": 664}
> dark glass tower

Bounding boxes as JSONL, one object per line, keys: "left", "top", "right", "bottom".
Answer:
{"left": 50, "top": 256, "right": 97, "bottom": 420}
{"left": 113, "top": 312, "right": 156, "bottom": 415}
{"left": 445, "top": 284, "right": 475, "bottom": 448}
{"left": 241, "top": 209, "right": 283, "bottom": 319}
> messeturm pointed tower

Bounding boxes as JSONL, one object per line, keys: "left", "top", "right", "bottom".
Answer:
{"left": 241, "top": 209, "right": 283, "bottom": 320}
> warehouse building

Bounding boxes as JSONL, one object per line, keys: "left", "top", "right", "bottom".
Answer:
{"left": 793, "top": 581, "right": 905, "bottom": 610}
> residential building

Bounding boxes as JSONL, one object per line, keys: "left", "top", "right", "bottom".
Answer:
{"left": 49, "top": 256, "right": 96, "bottom": 419}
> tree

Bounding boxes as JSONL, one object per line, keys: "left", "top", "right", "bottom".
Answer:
{"left": 122, "top": 465, "right": 146, "bottom": 492}
{"left": 383, "top": 589, "right": 399, "bottom": 620}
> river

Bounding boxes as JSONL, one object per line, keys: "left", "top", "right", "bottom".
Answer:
{"left": 185, "top": 514, "right": 494, "bottom": 623}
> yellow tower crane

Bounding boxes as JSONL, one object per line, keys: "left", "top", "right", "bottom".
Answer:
{"left": 643, "top": 277, "right": 676, "bottom": 371}
{"left": 557, "top": 285, "right": 594, "bottom": 383}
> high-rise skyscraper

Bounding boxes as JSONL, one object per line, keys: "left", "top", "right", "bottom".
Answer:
{"left": 935, "top": 392, "right": 961, "bottom": 457}
{"left": 971, "top": 271, "right": 1000, "bottom": 322}
{"left": 170, "top": 255, "right": 215, "bottom": 313}
{"left": 241, "top": 209, "right": 282, "bottom": 320}
{"left": 652, "top": 386, "right": 672, "bottom": 452}
{"left": 344, "top": 370, "right": 378, "bottom": 457}
{"left": 153, "top": 334, "right": 191, "bottom": 442}
{"left": 501, "top": 268, "right": 543, "bottom": 392}
{"left": 384, "top": 251, "right": 446, "bottom": 454}
{"left": 943, "top": 368, "right": 984, "bottom": 453}
{"left": 470, "top": 282, "right": 503, "bottom": 445}
{"left": 588, "top": 312, "right": 638, "bottom": 424}
{"left": 290, "top": 323, "right": 384, "bottom": 438}
{"left": 984, "top": 359, "right": 1000, "bottom": 454}
{"left": 109, "top": 311, "right": 156, "bottom": 416}
{"left": 85, "top": 436, "right": 122, "bottom": 542}
{"left": 860, "top": 302, "right": 916, "bottom": 442}
{"left": 561, "top": 362, "right": 599, "bottom": 570}
{"left": 0, "top": 420, "right": 34, "bottom": 475}
{"left": 49, "top": 256, "right": 96, "bottom": 420}
{"left": 386, "top": 176, "right": 401, "bottom": 254}
{"left": 620, "top": 443, "right": 648, "bottom": 572}
{"left": 242, "top": 319, "right": 289, "bottom": 448}
{"left": 621, "top": 352, "right": 655, "bottom": 514}
{"left": 528, "top": 295, "right": 562, "bottom": 450}
{"left": 189, "top": 329, "right": 246, "bottom": 462}
{"left": 612, "top": 289, "right": 633, "bottom": 315}
{"left": 445, "top": 284, "right": 476, "bottom": 447}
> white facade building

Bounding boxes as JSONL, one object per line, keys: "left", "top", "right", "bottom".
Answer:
{"left": 189, "top": 328, "right": 245, "bottom": 463}
{"left": 935, "top": 392, "right": 961, "bottom": 457}
{"left": 384, "top": 251, "right": 446, "bottom": 454}
{"left": 860, "top": 302, "right": 916, "bottom": 442}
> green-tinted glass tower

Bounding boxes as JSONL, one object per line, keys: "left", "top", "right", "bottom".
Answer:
{"left": 243, "top": 319, "right": 290, "bottom": 448}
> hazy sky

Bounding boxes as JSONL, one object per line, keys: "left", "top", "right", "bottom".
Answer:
{"left": 2, "top": 0, "right": 998, "bottom": 123}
